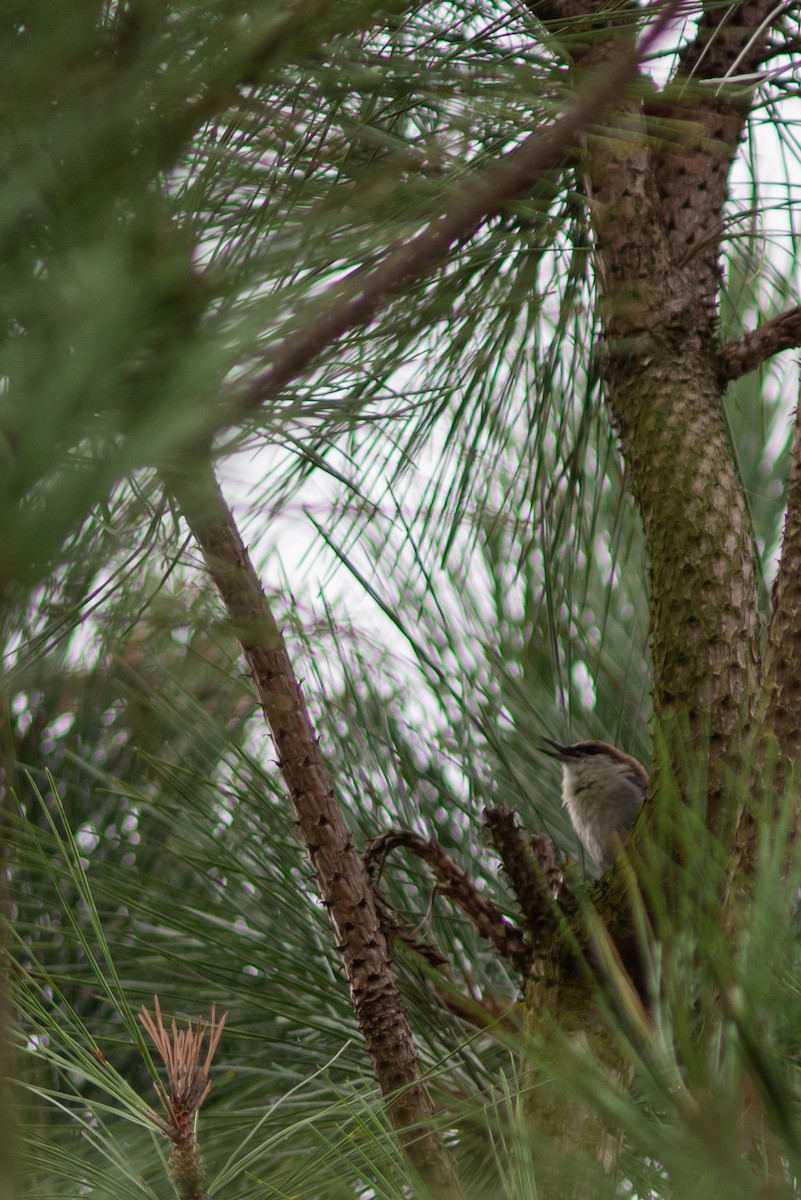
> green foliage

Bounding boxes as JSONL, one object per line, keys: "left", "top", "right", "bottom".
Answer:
{"left": 10, "top": 712, "right": 801, "bottom": 1196}
{"left": 3, "top": 0, "right": 801, "bottom": 1197}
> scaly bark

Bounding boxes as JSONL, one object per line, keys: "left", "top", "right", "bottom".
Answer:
{"left": 648, "top": 0, "right": 778, "bottom": 318}
{"left": 603, "top": 330, "right": 762, "bottom": 805}
{"left": 510, "top": 4, "right": 784, "bottom": 1189}
{"left": 559, "top": 0, "right": 775, "bottom": 819}
{"left": 167, "top": 457, "right": 460, "bottom": 1195}
{"left": 761, "top": 390, "right": 801, "bottom": 774}
{"left": 724, "top": 305, "right": 801, "bottom": 381}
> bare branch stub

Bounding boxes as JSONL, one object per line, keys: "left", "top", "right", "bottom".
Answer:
{"left": 484, "top": 806, "right": 569, "bottom": 943}
{"left": 722, "top": 306, "right": 801, "bottom": 381}
{"left": 365, "top": 828, "right": 532, "bottom": 974}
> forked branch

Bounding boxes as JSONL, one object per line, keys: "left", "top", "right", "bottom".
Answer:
{"left": 365, "top": 828, "right": 532, "bottom": 973}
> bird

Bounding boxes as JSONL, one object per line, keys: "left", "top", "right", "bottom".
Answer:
{"left": 541, "top": 738, "right": 647, "bottom": 873}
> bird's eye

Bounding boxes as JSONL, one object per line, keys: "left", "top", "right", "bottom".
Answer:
{"left": 582, "top": 745, "right": 601, "bottom": 755}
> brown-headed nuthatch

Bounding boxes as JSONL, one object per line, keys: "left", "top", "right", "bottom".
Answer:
{"left": 542, "top": 739, "right": 647, "bottom": 873}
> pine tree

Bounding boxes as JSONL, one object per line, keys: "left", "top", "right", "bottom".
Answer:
{"left": 3, "top": 2, "right": 801, "bottom": 1197}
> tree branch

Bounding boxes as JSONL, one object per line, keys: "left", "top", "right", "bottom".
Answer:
{"left": 369, "top": 882, "right": 450, "bottom": 969}
{"left": 369, "top": 882, "right": 521, "bottom": 1032}
{"left": 722, "top": 305, "right": 801, "bottom": 380}
{"left": 230, "top": 0, "right": 680, "bottom": 422}
{"left": 166, "top": 459, "right": 460, "bottom": 1195}
{"left": 483, "top": 806, "right": 567, "bottom": 942}
{"left": 365, "top": 829, "right": 532, "bottom": 974}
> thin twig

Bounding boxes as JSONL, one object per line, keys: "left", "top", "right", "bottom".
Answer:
{"left": 370, "top": 884, "right": 450, "bottom": 969}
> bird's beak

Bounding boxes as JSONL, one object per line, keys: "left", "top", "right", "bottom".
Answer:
{"left": 540, "top": 737, "right": 571, "bottom": 759}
